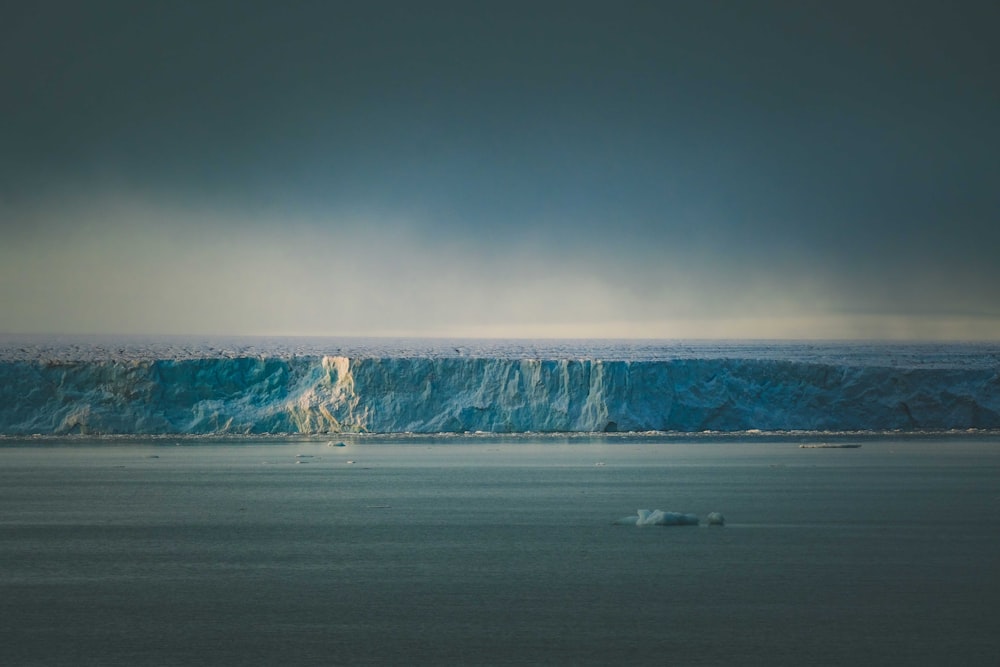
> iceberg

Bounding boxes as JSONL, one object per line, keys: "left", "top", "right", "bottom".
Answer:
{"left": 614, "top": 510, "right": 701, "bottom": 526}
{"left": 0, "top": 339, "right": 998, "bottom": 435}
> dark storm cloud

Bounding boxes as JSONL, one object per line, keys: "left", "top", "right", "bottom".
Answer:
{"left": 2, "top": 1, "right": 998, "bottom": 337}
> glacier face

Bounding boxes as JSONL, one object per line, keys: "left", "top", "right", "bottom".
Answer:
{"left": 1, "top": 340, "right": 998, "bottom": 435}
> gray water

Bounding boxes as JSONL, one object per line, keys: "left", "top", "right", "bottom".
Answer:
{"left": 2, "top": 438, "right": 998, "bottom": 665}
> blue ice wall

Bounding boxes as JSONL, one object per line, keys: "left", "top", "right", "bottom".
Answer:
{"left": 1, "top": 355, "right": 997, "bottom": 434}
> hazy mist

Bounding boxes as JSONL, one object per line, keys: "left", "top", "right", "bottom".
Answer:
{"left": 2, "top": 1, "right": 998, "bottom": 339}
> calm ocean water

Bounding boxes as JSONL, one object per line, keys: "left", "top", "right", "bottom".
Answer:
{"left": 2, "top": 437, "right": 998, "bottom": 666}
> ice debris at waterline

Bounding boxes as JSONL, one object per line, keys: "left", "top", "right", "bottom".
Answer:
{"left": 614, "top": 510, "right": 706, "bottom": 526}
{"left": 1, "top": 338, "right": 999, "bottom": 435}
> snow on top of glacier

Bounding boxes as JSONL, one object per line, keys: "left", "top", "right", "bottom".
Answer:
{"left": 0, "top": 334, "right": 997, "bottom": 369}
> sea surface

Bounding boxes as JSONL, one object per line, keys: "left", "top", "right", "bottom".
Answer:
{"left": 2, "top": 435, "right": 998, "bottom": 666}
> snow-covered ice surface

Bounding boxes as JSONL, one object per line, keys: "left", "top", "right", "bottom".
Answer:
{"left": 1, "top": 335, "right": 998, "bottom": 436}
{"left": 2, "top": 334, "right": 999, "bottom": 366}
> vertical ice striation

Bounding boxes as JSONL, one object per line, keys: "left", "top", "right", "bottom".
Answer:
{"left": 281, "top": 356, "right": 365, "bottom": 433}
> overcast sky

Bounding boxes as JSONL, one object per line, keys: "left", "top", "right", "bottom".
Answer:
{"left": 2, "top": 1, "right": 998, "bottom": 339}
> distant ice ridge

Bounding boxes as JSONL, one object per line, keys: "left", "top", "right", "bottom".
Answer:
{"left": 0, "top": 338, "right": 998, "bottom": 435}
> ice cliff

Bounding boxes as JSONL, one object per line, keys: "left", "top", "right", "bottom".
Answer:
{"left": 1, "top": 347, "right": 998, "bottom": 434}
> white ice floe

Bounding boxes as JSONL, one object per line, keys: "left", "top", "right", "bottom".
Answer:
{"left": 614, "top": 509, "right": 701, "bottom": 526}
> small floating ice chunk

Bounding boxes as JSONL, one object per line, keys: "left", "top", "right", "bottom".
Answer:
{"left": 706, "top": 512, "right": 726, "bottom": 526}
